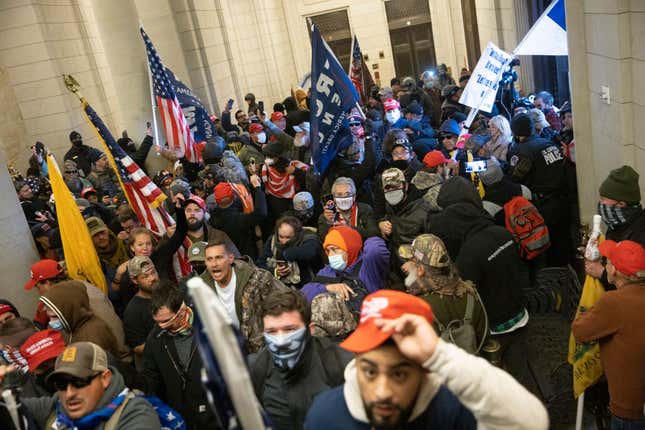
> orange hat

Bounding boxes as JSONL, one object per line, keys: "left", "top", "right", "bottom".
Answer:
{"left": 24, "top": 260, "right": 64, "bottom": 291}
{"left": 214, "top": 182, "right": 235, "bottom": 207}
{"left": 599, "top": 240, "right": 645, "bottom": 277}
{"left": 422, "top": 150, "right": 450, "bottom": 168}
{"left": 323, "top": 226, "right": 363, "bottom": 267}
{"left": 270, "top": 111, "right": 284, "bottom": 122}
{"left": 340, "top": 290, "right": 434, "bottom": 353}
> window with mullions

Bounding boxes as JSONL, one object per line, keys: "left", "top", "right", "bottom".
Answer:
{"left": 308, "top": 9, "right": 352, "bottom": 71}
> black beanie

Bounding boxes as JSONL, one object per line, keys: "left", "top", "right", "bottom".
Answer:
{"left": 510, "top": 113, "right": 533, "bottom": 137}
{"left": 69, "top": 130, "right": 81, "bottom": 141}
{"left": 599, "top": 165, "right": 641, "bottom": 203}
{"left": 202, "top": 137, "right": 226, "bottom": 164}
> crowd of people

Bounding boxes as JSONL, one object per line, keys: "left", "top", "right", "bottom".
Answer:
{"left": 1, "top": 65, "right": 644, "bottom": 430}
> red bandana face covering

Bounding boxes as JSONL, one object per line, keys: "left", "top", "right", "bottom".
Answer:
{"left": 159, "top": 302, "right": 194, "bottom": 335}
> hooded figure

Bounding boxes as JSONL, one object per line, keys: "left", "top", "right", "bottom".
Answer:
{"left": 301, "top": 227, "right": 390, "bottom": 303}
{"left": 39, "top": 280, "right": 120, "bottom": 357}
{"left": 427, "top": 177, "right": 527, "bottom": 330}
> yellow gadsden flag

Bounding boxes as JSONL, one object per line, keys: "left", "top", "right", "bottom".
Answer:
{"left": 46, "top": 154, "right": 107, "bottom": 294}
{"left": 568, "top": 273, "right": 606, "bottom": 398}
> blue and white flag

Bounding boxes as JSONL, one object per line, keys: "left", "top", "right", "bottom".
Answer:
{"left": 514, "top": 0, "right": 567, "bottom": 56}
{"left": 310, "top": 24, "right": 359, "bottom": 176}
{"left": 187, "top": 277, "right": 272, "bottom": 430}
{"left": 165, "top": 67, "right": 216, "bottom": 143}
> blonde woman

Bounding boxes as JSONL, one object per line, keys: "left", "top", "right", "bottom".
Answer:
{"left": 482, "top": 115, "right": 512, "bottom": 161}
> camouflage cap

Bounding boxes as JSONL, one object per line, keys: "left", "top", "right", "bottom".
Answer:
{"left": 128, "top": 256, "right": 154, "bottom": 278}
{"left": 381, "top": 168, "right": 406, "bottom": 189}
{"left": 398, "top": 234, "right": 450, "bottom": 268}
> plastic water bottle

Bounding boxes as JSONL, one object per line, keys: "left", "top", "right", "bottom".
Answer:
{"left": 584, "top": 214, "right": 602, "bottom": 261}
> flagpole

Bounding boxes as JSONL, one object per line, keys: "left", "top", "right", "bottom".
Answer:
{"left": 145, "top": 59, "right": 161, "bottom": 154}
{"left": 575, "top": 391, "right": 584, "bottom": 430}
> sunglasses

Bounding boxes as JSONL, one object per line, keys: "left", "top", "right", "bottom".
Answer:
{"left": 349, "top": 122, "right": 362, "bottom": 127}
{"left": 52, "top": 373, "right": 101, "bottom": 391}
{"left": 441, "top": 135, "right": 456, "bottom": 140}
{"left": 65, "top": 170, "right": 78, "bottom": 174}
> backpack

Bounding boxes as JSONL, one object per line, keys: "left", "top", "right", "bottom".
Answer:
{"left": 311, "top": 262, "right": 369, "bottom": 320}
{"left": 503, "top": 196, "right": 550, "bottom": 260}
{"left": 433, "top": 291, "right": 488, "bottom": 355}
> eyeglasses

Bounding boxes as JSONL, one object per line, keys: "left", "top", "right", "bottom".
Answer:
{"left": 441, "top": 135, "right": 456, "bottom": 140}
{"left": 52, "top": 373, "right": 100, "bottom": 391}
{"left": 65, "top": 170, "right": 78, "bottom": 174}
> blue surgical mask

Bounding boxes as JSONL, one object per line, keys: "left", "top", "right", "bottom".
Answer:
{"left": 48, "top": 318, "right": 64, "bottom": 331}
{"left": 328, "top": 253, "right": 347, "bottom": 271}
{"left": 263, "top": 326, "right": 308, "bottom": 370}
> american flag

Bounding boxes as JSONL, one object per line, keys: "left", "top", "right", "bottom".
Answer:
{"left": 82, "top": 100, "right": 193, "bottom": 277}
{"left": 349, "top": 35, "right": 375, "bottom": 106}
{"left": 140, "top": 27, "right": 200, "bottom": 163}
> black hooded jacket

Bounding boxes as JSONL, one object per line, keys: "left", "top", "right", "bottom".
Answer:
{"left": 428, "top": 177, "right": 527, "bottom": 327}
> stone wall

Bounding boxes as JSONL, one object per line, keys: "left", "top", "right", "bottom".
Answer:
{"left": 566, "top": 0, "right": 645, "bottom": 221}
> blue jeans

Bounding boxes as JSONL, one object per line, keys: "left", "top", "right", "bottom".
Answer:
{"left": 611, "top": 414, "right": 645, "bottom": 430}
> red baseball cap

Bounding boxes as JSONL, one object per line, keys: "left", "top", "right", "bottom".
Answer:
{"left": 270, "top": 111, "right": 284, "bottom": 122}
{"left": 340, "top": 290, "right": 433, "bottom": 353}
{"left": 20, "top": 329, "right": 66, "bottom": 372}
{"left": 24, "top": 260, "right": 64, "bottom": 291}
{"left": 599, "top": 240, "right": 645, "bottom": 277}
{"left": 383, "top": 98, "right": 400, "bottom": 112}
{"left": 214, "top": 182, "right": 235, "bottom": 206}
{"left": 185, "top": 195, "right": 206, "bottom": 211}
{"left": 422, "top": 150, "right": 451, "bottom": 168}
{"left": 249, "top": 123, "right": 264, "bottom": 134}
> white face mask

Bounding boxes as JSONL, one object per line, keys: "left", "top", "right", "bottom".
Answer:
{"left": 264, "top": 158, "right": 274, "bottom": 166}
{"left": 335, "top": 196, "right": 354, "bottom": 211}
{"left": 386, "top": 109, "right": 401, "bottom": 125}
{"left": 294, "top": 133, "right": 309, "bottom": 147}
{"left": 384, "top": 189, "right": 405, "bottom": 206}
{"left": 256, "top": 132, "right": 267, "bottom": 144}
{"left": 328, "top": 253, "right": 347, "bottom": 271}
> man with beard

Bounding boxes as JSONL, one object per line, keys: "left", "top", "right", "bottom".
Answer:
{"left": 86, "top": 216, "right": 129, "bottom": 270}
{"left": 398, "top": 234, "right": 488, "bottom": 354}
{"left": 64, "top": 130, "right": 103, "bottom": 177}
{"left": 123, "top": 256, "right": 160, "bottom": 359}
{"left": 304, "top": 290, "right": 548, "bottom": 429}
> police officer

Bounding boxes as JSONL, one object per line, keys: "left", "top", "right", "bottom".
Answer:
{"left": 508, "top": 113, "right": 570, "bottom": 266}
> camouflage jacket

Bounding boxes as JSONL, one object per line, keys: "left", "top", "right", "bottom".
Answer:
{"left": 200, "top": 258, "right": 287, "bottom": 353}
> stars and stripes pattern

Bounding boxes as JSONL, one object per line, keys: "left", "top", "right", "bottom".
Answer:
{"left": 83, "top": 100, "right": 192, "bottom": 278}
{"left": 140, "top": 27, "right": 200, "bottom": 163}
{"left": 260, "top": 160, "right": 309, "bottom": 199}
{"left": 349, "top": 35, "right": 375, "bottom": 106}
{"left": 82, "top": 101, "right": 170, "bottom": 237}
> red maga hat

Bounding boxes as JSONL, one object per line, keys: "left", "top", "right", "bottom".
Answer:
{"left": 599, "top": 240, "right": 645, "bottom": 277}
{"left": 340, "top": 290, "right": 433, "bottom": 353}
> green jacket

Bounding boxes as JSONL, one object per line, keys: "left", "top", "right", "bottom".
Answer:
{"left": 200, "top": 258, "right": 288, "bottom": 353}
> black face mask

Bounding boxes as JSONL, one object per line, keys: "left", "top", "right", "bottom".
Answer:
{"left": 72, "top": 139, "right": 83, "bottom": 147}
{"left": 391, "top": 159, "right": 410, "bottom": 170}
